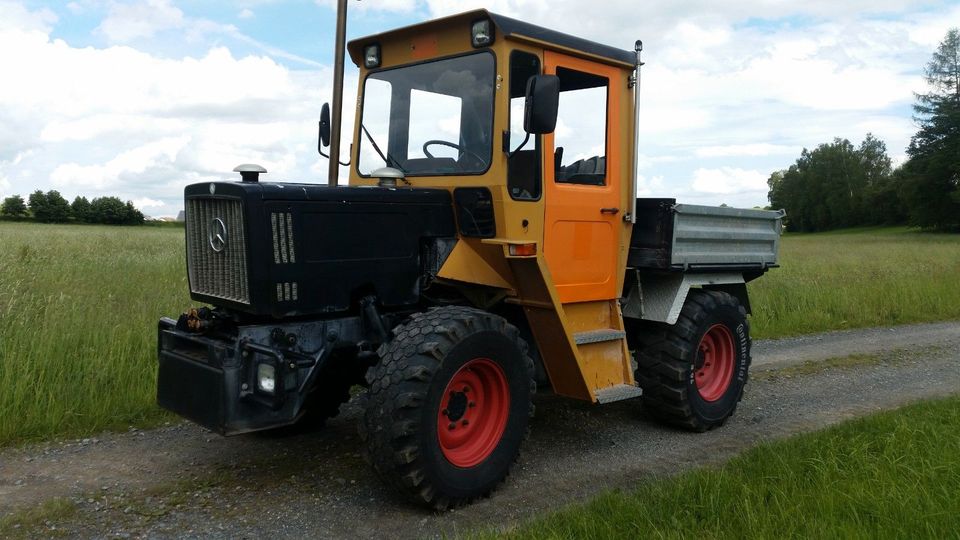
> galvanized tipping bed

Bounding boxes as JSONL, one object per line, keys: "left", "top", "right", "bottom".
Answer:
{"left": 628, "top": 198, "right": 784, "bottom": 273}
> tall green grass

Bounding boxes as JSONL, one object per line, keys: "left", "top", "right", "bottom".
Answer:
{"left": 749, "top": 227, "right": 960, "bottom": 338}
{"left": 0, "top": 223, "right": 189, "bottom": 445}
{"left": 0, "top": 223, "right": 958, "bottom": 445}
{"left": 479, "top": 396, "right": 960, "bottom": 539}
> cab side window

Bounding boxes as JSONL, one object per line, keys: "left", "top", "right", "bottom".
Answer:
{"left": 553, "top": 67, "right": 608, "bottom": 186}
{"left": 507, "top": 50, "right": 542, "bottom": 200}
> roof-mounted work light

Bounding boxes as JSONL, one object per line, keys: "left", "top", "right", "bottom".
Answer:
{"left": 471, "top": 19, "right": 494, "bottom": 47}
{"left": 363, "top": 43, "right": 381, "bottom": 69}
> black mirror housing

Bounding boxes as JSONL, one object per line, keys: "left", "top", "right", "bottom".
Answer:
{"left": 319, "top": 103, "right": 331, "bottom": 148}
{"left": 523, "top": 74, "right": 560, "bottom": 134}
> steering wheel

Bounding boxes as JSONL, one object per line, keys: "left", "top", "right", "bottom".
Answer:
{"left": 422, "top": 140, "right": 488, "bottom": 170}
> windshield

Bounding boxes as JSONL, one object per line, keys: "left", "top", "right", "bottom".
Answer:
{"left": 358, "top": 52, "right": 495, "bottom": 176}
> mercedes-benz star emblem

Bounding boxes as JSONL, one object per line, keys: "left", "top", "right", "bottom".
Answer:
{"left": 209, "top": 218, "right": 228, "bottom": 253}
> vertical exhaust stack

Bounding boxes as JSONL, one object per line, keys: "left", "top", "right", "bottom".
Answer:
{"left": 327, "top": 0, "right": 349, "bottom": 187}
{"left": 627, "top": 40, "right": 643, "bottom": 224}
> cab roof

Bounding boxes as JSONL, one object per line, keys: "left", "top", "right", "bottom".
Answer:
{"left": 347, "top": 9, "right": 637, "bottom": 68}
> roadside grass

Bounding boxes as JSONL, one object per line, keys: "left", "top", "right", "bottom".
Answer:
{"left": 749, "top": 226, "right": 960, "bottom": 338}
{"left": 0, "top": 222, "right": 188, "bottom": 446}
{"left": 750, "top": 346, "right": 945, "bottom": 381}
{"left": 0, "top": 223, "right": 958, "bottom": 445}
{"left": 478, "top": 395, "right": 960, "bottom": 539}
{"left": 0, "top": 498, "right": 76, "bottom": 539}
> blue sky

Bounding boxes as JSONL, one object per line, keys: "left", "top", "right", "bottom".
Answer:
{"left": 1, "top": 0, "right": 958, "bottom": 217}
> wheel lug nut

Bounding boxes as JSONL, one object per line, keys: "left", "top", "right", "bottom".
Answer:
{"left": 463, "top": 387, "right": 469, "bottom": 393}
{"left": 462, "top": 419, "right": 469, "bottom": 426}
{"left": 468, "top": 402, "right": 475, "bottom": 408}
{"left": 448, "top": 423, "right": 456, "bottom": 430}
{"left": 442, "top": 409, "right": 449, "bottom": 417}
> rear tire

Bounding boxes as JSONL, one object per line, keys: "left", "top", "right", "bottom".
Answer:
{"left": 635, "top": 289, "right": 750, "bottom": 431}
{"left": 359, "top": 306, "right": 535, "bottom": 509}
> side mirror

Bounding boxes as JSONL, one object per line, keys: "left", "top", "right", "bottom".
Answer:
{"left": 523, "top": 74, "right": 560, "bottom": 134}
{"left": 318, "top": 103, "right": 331, "bottom": 149}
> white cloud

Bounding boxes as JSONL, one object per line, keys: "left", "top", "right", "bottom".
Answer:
{"left": 691, "top": 167, "right": 768, "bottom": 195}
{"left": 96, "top": 0, "right": 185, "bottom": 43}
{"left": 0, "top": 2, "right": 341, "bottom": 217}
{"left": 0, "top": 0, "right": 57, "bottom": 33}
{"left": 696, "top": 144, "right": 797, "bottom": 158}
{"left": 132, "top": 197, "right": 165, "bottom": 209}
{"left": 238, "top": 8, "right": 255, "bottom": 19}
{"left": 315, "top": 0, "right": 418, "bottom": 13}
{"left": 636, "top": 174, "right": 665, "bottom": 197}
{"left": 51, "top": 136, "right": 191, "bottom": 190}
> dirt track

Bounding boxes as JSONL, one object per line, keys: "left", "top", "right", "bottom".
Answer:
{"left": 2, "top": 321, "right": 959, "bottom": 538}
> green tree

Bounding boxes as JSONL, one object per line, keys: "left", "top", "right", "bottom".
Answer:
{"left": 123, "top": 201, "right": 145, "bottom": 225}
{"left": 901, "top": 28, "right": 960, "bottom": 230}
{"left": 43, "top": 190, "right": 72, "bottom": 223}
{"left": 767, "top": 134, "right": 902, "bottom": 232}
{"left": 28, "top": 190, "right": 72, "bottom": 223}
{"left": 859, "top": 135, "right": 905, "bottom": 224}
{"left": 71, "top": 196, "right": 92, "bottom": 223}
{"left": 89, "top": 196, "right": 144, "bottom": 225}
{"left": 27, "top": 190, "right": 47, "bottom": 219}
{"left": 89, "top": 196, "right": 127, "bottom": 224}
{"left": 1, "top": 195, "right": 28, "bottom": 219}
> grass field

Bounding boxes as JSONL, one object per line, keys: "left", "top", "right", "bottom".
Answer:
{"left": 477, "top": 395, "right": 960, "bottom": 539}
{"left": 0, "top": 223, "right": 958, "bottom": 445}
{"left": 0, "top": 222, "right": 188, "bottom": 445}
{"left": 748, "top": 227, "right": 960, "bottom": 338}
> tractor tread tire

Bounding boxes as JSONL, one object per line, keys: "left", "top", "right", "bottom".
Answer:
{"left": 358, "top": 306, "right": 535, "bottom": 510}
{"left": 635, "top": 289, "right": 750, "bottom": 432}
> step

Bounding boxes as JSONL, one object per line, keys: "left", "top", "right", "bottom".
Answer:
{"left": 595, "top": 384, "right": 643, "bottom": 404}
{"left": 573, "top": 329, "right": 627, "bottom": 345}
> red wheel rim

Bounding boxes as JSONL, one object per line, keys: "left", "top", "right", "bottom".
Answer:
{"left": 437, "top": 358, "right": 510, "bottom": 468}
{"left": 695, "top": 324, "right": 735, "bottom": 402}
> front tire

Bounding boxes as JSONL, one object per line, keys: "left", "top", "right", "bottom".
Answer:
{"left": 359, "top": 306, "right": 535, "bottom": 509}
{"left": 635, "top": 289, "right": 750, "bottom": 431}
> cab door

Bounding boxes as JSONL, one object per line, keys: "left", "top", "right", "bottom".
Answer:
{"left": 543, "top": 52, "right": 623, "bottom": 304}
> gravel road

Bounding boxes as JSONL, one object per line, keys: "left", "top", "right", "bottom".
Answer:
{"left": 2, "top": 321, "right": 959, "bottom": 539}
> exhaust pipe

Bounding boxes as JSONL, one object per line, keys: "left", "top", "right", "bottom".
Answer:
{"left": 327, "top": 0, "right": 348, "bottom": 187}
{"left": 627, "top": 40, "right": 643, "bottom": 224}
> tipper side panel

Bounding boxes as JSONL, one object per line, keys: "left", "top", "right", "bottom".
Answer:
{"left": 628, "top": 198, "right": 783, "bottom": 272}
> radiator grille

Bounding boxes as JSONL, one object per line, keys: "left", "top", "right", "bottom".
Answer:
{"left": 271, "top": 212, "right": 296, "bottom": 264}
{"left": 186, "top": 198, "right": 250, "bottom": 304}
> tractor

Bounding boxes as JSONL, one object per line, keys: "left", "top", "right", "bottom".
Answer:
{"left": 157, "top": 8, "right": 783, "bottom": 509}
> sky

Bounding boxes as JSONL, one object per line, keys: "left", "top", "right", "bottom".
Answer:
{"left": 0, "top": 0, "right": 957, "bottom": 218}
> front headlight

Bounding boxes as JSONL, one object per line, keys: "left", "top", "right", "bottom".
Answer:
{"left": 257, "top": 363, "right": 276, "bottom": 394}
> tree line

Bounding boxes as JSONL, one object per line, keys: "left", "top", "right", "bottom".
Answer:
{"left": 768, "top": 28, "right": 960, "bottom": 232}
{"left": 1, "top": 190, "right": 145, "bottom": 225}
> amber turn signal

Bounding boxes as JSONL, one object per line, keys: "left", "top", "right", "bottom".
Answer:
{"left": 508, "top": 243, "right": 537, "bottom": 257}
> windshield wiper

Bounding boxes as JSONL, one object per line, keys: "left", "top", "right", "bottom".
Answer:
{"left": 361, "top": 124, "right": 406, "bottom": 173}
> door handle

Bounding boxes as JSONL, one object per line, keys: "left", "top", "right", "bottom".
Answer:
{"left": 600, "top": 207, "right": 620, "bottom": 215}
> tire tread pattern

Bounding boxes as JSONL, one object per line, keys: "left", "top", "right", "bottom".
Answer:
{"left": 358, "top": 306, "right": 535, "bottom": 509}
{"left": 635, "top": 289, "right": 750, "bottom": 432}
